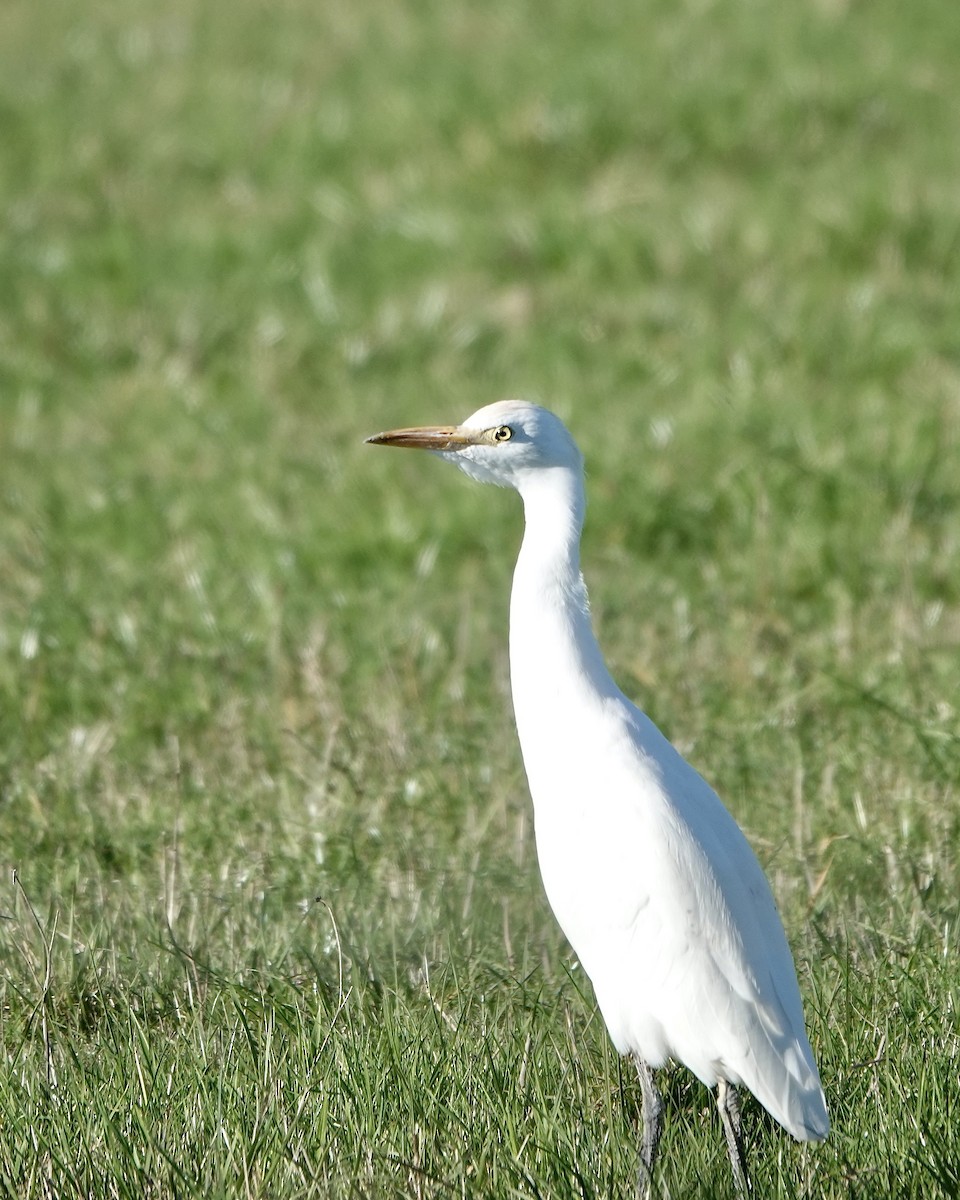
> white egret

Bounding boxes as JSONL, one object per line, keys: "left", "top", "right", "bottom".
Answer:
{"left": 366, "top": 401, "right": 829, "bottom": 1194}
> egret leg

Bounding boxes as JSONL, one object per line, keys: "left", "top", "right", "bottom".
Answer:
{"left": 634, "top": 1056, "right": 664, "bottom": 1198}
{"left": 717, "top": 1079, "right": 750, "bottom": 1195}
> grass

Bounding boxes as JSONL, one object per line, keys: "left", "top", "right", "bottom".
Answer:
{"left": 1, "top": 0, "right": 960, "bottom": 1194}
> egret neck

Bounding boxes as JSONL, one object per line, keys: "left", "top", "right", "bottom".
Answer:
{"left": 510, "top": 466, "right": 620, "bottom": 774}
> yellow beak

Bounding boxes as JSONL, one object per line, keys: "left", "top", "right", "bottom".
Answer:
{"left": 364, "top": 425, "right": 478, "bottom": 452}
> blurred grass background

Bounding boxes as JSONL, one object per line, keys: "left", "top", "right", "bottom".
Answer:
{"left": 1, "top": 0, "right": 959, "bottom": 1195}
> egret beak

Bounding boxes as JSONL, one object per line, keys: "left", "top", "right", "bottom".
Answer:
{"left": 365, "top": 425, "right": 478, "bottom": 451}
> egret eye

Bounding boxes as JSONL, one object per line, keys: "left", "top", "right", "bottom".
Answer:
{"left": 493, "top": 425, "right": 513, "bottom": 443}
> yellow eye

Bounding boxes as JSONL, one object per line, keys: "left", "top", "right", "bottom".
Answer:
{"left": 493, "top": 425, "right": 513, "bottom": 443}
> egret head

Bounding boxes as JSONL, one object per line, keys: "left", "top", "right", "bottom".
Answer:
{"left": 365, "top": 400, "right": 583, "bottom": 491}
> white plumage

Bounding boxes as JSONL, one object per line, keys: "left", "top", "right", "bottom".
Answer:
{"left": 367, "top": 400, "right": 828, "bottom": 1192}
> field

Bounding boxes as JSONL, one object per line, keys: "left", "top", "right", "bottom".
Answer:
{"left": 2, "top": 0, "right": 960, "bottom": 1194}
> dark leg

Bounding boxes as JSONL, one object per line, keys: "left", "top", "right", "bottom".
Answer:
{"left": 634, "top": 1056, "right": 664, "bottom": 1198}
{"left": 717, "top": 1078, "right": 750, "bottom": 1195}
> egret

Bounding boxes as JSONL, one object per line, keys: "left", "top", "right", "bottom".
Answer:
{"left": 366, "top": 401, "right": 828, "bottom": 1194}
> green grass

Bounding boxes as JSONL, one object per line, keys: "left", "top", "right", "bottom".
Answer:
{"left": 2, "top": 0, "right": 960, "bottom": 1194}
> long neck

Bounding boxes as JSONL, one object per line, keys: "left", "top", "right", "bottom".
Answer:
{"left": 509, "top": 469, "right": 619, "bottom": 756}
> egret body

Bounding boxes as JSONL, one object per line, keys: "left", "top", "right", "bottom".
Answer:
{"left": 367, "top": 401, "right": 828, "bottom": 1193}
